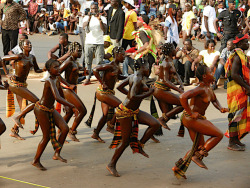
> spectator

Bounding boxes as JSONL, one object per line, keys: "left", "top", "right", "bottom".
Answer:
{"left": 148, "top": 0, "right": 157, "bottom": 18}
{"left": 158, "top": 0, "right": 166, "bottom": 15}
{"left": 19, "top": 18, "right": 30, "bottom": 35}
{"left": 8, "top": 34, "right": 35, "bottom": 55}
{"left": 122, "top": 0, "right": 137, "bottom": 50}
{"left": 45, "top": 0, "right": 54, "bottom": 16}
{"left": 107, "top": 0, "right": 125, "bottom": 46}
{"left": 193, "top": 39, "right": 220, "bottom": 79}
{"left": 164, "top": 4, "right": 179, "bottom": 47}
{"left": 47, "top": 17, "right": 58, "bottom": 36}
{"left": 214, "top": 0, "right": 242, "bottom": 52}
{"left": 33, "top": 8, "right": 47, "bottom": 33}
{"left": 82, "top": 2, "right": 107, "bottom": 85}
{"left": 68, "top": 8, "right": 79, "bottom": 34}
{"left": 22, "top": 0, "right": 30, "bottom": 15}
{"left": 182, "top": 3, "right": 196, "bottom": 43}
{"left": 201, "top": 0, "right": 216, "bottom": 40}
{"left": 0, "top": 0, "right": 27, "bottom": 56}
{"left": 139, "top": 0, "right": 146, "bottom": 15}
{"left": 174, "top": 39, "right": 199, "bottom": 85}
{"left": 123, "top": 40, "right": 137, "bottom": 76}
{"left": 213, "top": 39, "right": 235, "bottom": 90}
{"left": 28, "top": 0, "right": 38, "bottom": 32}
{"left": 103, "top": 35, "right": 114, "bottom": 63}
{"left": 53, "top": 0, "right": 64, "bottom": 18}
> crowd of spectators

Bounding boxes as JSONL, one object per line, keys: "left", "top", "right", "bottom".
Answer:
{"left": 1, "top": 0, "right": 250, "bottom": 88}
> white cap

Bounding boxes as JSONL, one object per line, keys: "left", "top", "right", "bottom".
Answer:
{"left": 123, "top": 0, "right": 135, "bottom": 8}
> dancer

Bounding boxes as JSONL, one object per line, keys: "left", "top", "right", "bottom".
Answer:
{"left": 59, "top": 42, "right": 87, "bottom": 142}
{"left": 225, "top": 34, "right": 250, "bottom": 151}
{"left": 90, "top": 47, "right": 126, "bottom": 143}
{"left": 1, "top": 39, "right": 43, "bottom": 140}
{"left": 32, "top": 58, "right": 78, "bottom": 171}
{"left": 153, "top": 43, "right": 184, "bottom": 131}
{"left": 172, "top": 65, "right": 227, "bottom": 179}
{"left": 107, "top": 57, "right": 160, "bottom": 177}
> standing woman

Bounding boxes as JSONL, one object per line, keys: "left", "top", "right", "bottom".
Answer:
{"left": 107, "top": 58, "right": 160, "bottom": 177}
{"left": 90, "top": 47, "right": 126, "bottom": 143}
{"left": 59, "top": 42, "right": 87, "bottom": 142}
{"left": 172, "top": 65, "right": 227, "bottom": 179}
{"left": 1, "top": 39, "right": 43, "bottom": 140}
{"left": 164, "top": 4, "right": 179, "bottom": 47}
{"left": 32, "top": 59, "right": 78, "bottom": 171}
{"left": 122, "top": 0, "right": 137, "bottom": 50}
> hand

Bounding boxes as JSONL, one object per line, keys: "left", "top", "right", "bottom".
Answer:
{"left": 179, "top": 88, "right": 184, "bottom": 94}
{"left": 217, "top": 32, "right": 223, "bottom": 39}
{"left": 191, "top": 112, "right": 199, "bottom": 119}
{"left": 97, "top": 13, "right": 101, "bottom": 21}
{"left": 164, "top": 36, "right": 167, "bottom": 40}
{"left": 69, "top": 84, "right": 76, "bottom": 91}
{"left": 182, "top": 48, "right": 187, "bottom": 55}
{"left": 176, "top": 47, "right": 181, "bottom": 52}
{"left": 63, "top": 105, "right": 70, "bottom": 114}
{"left": 191, "top": 62, "right": 196, "bottom": 71}
{"left": 72, "top": 107, "right": 79, "bottom": 117}
{"left": 220, "top": 108, "right": 229, "bottom": 113}
{"left": 206, "top": 32, "right": 211, "bottom": 39}
{"left": 129, "top": 53, "right": 135, "bottom": 59}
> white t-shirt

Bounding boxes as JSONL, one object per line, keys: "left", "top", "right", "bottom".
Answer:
{"left": 201, "top": 5, "right": 216, "bottom": 34}
{"left": 49, "top": 23, "right": 57, "bottom": 31}
{"left": 63, "top": 0, "right": 70, "bottom": 9}
{"left": 11, "top": 45, "right": 35, "bottom": 56}
{"left": 199, "top": 50, "right": 220, "bottom": 67}
{"left": 83, "top": 15, "right": 107, "bottom": 44}
{"left": 165, "top": 16, "right": 179, "bottom": 44}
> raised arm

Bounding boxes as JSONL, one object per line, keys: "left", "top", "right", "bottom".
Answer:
{"left": 92, "top": 63, "right": 113, "bottom": 86}
{"left": 1, "top": 54, "right": 21, "bottom": 75}
{"left": 59, "top": 57, "right": 71, "bottom": 73}
{"left": 48, "top": 44, "right": 60, "bottom": 59}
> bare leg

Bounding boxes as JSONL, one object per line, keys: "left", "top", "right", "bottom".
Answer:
{"left": 32, "top": 107, "right": 51, "bottom": 171}
{"left": 138, "top": 110, "right": 161, "bottom": 145}
{"left": 92, "top": 102, "right": 109, "bottom": 143}
{"left": 63, "top": 89, "right": 87, "bottom": 142}
{"left": 107, "top": 118, "right": 133, "bottom": 177}
{"left": 52, "top": 110, "right": 69, "bottom": 163}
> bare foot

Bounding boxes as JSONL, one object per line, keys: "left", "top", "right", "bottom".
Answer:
{"left": 68, "top": 132, "right": 80, "bottom": 142}
{"left": 139, "top": 146, "right": 149, "bottom": 158}
{"left": 9, "top": 131, "right": 25, "bottom": 140}
{"left": 11, "top": 116, "right": 23, "bottom": 129}
{"left": 191, "top": 155, "right": 208, "bottom": 169}
{"left": 150, "top": 136, "right": 160, "bottom": 143}
{"left": 32, "top": 161, "right": 47, "bottom": 171}
{"left": 106, "top": 126, "right": 114, "bottom": 134}
{"left": 106, "top": 164, "right": 120, "bottom": 177}
{"left": 53, "top": 153, "right": 67, "bottom": 163}
{"left": 82, "top": 79, "right": 91, "bottom": 86}
{"left": 91, "top": 132, "right": 105, "bottom": 143}
{"left": 157, "top": 118, "right": 170, "bottom": 130}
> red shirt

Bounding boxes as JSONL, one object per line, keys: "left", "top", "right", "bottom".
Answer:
{"left": 125, "top": 47, "right": 137, "bottom": 53}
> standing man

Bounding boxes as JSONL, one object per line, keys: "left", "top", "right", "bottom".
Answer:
{"left": 214, "top": 0, "right": 242, "bottom": 52}
{"left": 82, "top": 2, "right": 107, "bottom": 85}
{"left": 107, "top": 0, "right": 125, "bottom": 47}
{"left": 225, "top": 34, "right": 250, "bottom": 151}
{"left": 201, "top": 0, "right": 216, "bottom": 40}
{"left": 0, "top": 0, "right": 26, "bottom": 56}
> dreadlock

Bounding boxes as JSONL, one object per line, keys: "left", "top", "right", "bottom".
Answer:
{"left": 112, "top": 46, "right": 125, "bottom": 56}
{"left": 195, "top": 64, "right": 208, "bottom": 81}
{"left": 161, "top": 43, "right": 174, "bottom": 56}
{"left": 68, "top": 42, "right": 82, "bottom": 54}
{"left": 134, "top": 56, "right": 149, "bottom": 71}
{"left": 19, "top": 39, "right": 28, "bottom": 51}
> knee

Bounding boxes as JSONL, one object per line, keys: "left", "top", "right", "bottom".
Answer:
{"left": 42, "top": 135, "right": 50, "bottom": 142}
{"left": 78, "top": 106, "right": 87, "bottom": 118}
{"left": 217, "top": 131, "right": 224, "bottom": 140}
{"left": 61, "top": 125, "right": 69, "bottom": 134}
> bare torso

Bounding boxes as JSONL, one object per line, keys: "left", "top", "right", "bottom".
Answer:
{"left": 14, "top": 54, "right": 34, "bottom": 82}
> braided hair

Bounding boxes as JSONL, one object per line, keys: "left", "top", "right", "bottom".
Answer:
{"left": 112, "top": 46, "right": 125, "bottom": 56}
{"left": 19, "top": 39, "right": 28, "bottom": 51}
{"left": 195, "top": 64, "right": 208, "bottom": 81}
{"left": 134, "top": 56, "right": 149, "bottom": 71}
{"left": 161, "top": 43, "right": 174, "bottom": 56}
{"left": 68, "top": 42, "right": 82, "bottom": 54}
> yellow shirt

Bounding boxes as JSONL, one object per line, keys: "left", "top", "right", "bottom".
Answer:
{"left": 247, "top": 9, "right": 250, "bottom": 18}
{"left": 105, "top": 45, "right": 115, "bottom": 61}
{"left": 123, "top": 10, "right": 137, "bottom": 40}
{"left": 63, "top": 8, "right": 71, "bottom": 19}
{"left": 182, "top": 11, "right": 195, "bottom": 31}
